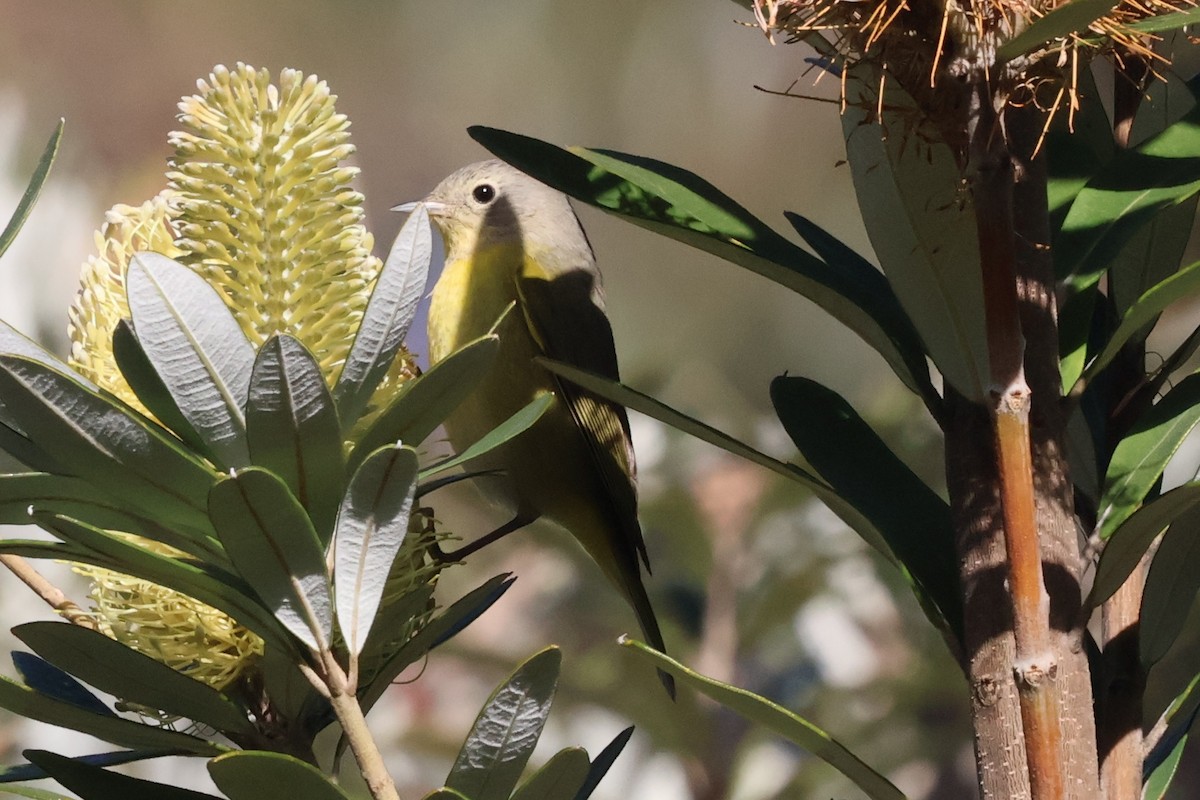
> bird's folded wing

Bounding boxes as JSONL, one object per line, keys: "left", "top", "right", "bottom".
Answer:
{"left": 515, "top": 273, "right": 649, "bottom": 571}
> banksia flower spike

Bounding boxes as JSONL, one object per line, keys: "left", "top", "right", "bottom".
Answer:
{"left": 65, "top": 63, "right": 436, "bottom": 693}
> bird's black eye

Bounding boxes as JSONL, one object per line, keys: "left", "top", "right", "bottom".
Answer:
{"left": 472, "top": 183, "right": 496, "bottom": 204}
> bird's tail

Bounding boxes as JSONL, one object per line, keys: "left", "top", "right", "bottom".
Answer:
{"left": 621, "top": 569, "right": 676, "bottom": 700}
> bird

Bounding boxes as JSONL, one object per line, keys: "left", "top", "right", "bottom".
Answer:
{"left": 395, "top": 160, "right": 671, "bottom": 693}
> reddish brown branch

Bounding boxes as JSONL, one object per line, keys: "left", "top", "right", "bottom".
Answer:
{"left": 970, "top": 85, "right": 1065, "bottom": 800}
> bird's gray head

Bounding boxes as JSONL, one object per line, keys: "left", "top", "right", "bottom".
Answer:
{"left": 399, "top": 160, "right": 591, "bottom": 262}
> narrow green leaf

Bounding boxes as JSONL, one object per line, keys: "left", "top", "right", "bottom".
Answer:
{"left": 1140, "top": 504, "right": 1200, "bottom": 666}
{"left": 0, "top": 677, "right": 222, "bottom": 755}
{"left": 349, "top": 334, "right": 499, "bottom": 474}
{"left": 620, "top": 638, "right": 905, "bottom": 800}
{"left": 334, "top": 204, "right": 432, "bottom": 431}
{"left": 208, "top": 751, "right": 351, "bottom": 800}
{"left": 1089, "top": 482, "right": 1200, "bottom": 607}
{"left": 537, "top": 358, "right": 897, "bottom": 566}
{"left": 1081, "top": 260, "right": 1200, "bottom": 384}
{"left": 1144, "top": 673, "right": 1200, "bottom": 794}
{"left": 247, "top": 335, "right": 344, "bottom": 538}
{"left": 1143, "top": 732, "right": 1188, "bottom": 800}
{"left": 446, "top": 647, "right": 561, "bottom": 800}
{"left": 422, "top": 791, "right": 471, "bottom": 800}
{"left": 511, "top": 748, "right": 589, "bottom": 800}
{"left": 0, "top": 420, "right": 62, "bottom": 474}
{"left": 1127, "top": 6, "right": 1200, "bottom": 32}
{"left": 1058, "top": 98, "right": 1200, "bottom": 291}
{"left": 0, "top": 120, "right": 63, "bottom": 260}
{"left": 0, "top": 786, "right": 72, "bottom": 799}
{"left": 0, "top": 320, "right": 90, "bottom": 470}
{"left": 0, "top": 472, "right": 223, "bottom": 561}
{"left": 467, "top": 126, "right": 931, "bottom": 402}
{"left": 360, "top": 575, "right": 514, "bottom": 713}
{"left": 126, "top": 253, "right": 255, "bottom": 469}
{"left": 0, "top": 355, "right": 217, "bottom": 532}
{"left": 0, "top": 749, "right": 180, "bottom": 784}
{"left": 29, "top": 513, "right": 292, "bottom": 653}
{"left": 1095, "top": 374, "right": 1200, "bottom": 541}
{"left": 843, "top": 70, "right": 988, "bottom": 401}
{"left": 14, "top": 622, "right": 254, "bottom": 737}
{"left": 112, "top": 319, "right": 206, "bottom": 454}
{"left": 996, "top": 0, "right": 1119, "bottom": 60}
{"left": 11, "top": 653, "right": 113, "bottom": 717}
{"left": 24, "top": 750, "right": 220, "bottom": 800}
{"left": 420, "top": 394, "right": 554, "bottom": 478}
{"left": 0, "top": 320, "right": 94, "bottom": 391}
{"left": 771, "top": 376, "right": 961, "bottom": 640}
{"left": 209, "top": 468, "right": 333, "bottom": 652}
{"left": 334, "top": 444, "right": 419, "bottom": 656}
{"left": 574, "top": 727, "right": 633, "bottom": 800}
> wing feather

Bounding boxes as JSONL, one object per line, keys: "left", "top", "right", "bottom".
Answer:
{"left": 514, "top": 272, "right": 649, "bottom": 570}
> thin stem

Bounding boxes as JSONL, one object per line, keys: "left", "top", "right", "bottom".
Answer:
{"left": 0, "top": 555, "right": 96, "bottom": 629}
{"left": 318, "top": 653, "right": 401, "bottom": 800}
{"left": 970, "top": 85, "right": 1064, "bottom": 799}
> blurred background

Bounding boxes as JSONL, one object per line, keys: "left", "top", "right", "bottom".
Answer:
{"left": 0, "top": 1, "right": 981, "bottom": 798}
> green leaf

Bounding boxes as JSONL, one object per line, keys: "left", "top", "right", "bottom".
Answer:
{"left": 446, "top": 647, "right": 561, "bottom": 800}
{"left": 112, "top": 319, "right": 206, "bottom": 454}
{"left": 620, "top": 638, "right": 905, "bottom": 800}
{"left": 1140, "top": 504, "right": 1200, "bottom": 666}
{"left": 247, "top": 335, "right": 345, "bottom": 538}
{"left": 422, "top": 791, "right": 471, "bottom": 800}
{"left": 208, "top": 751, "right": 351, "bottom": 800}
{"left": 574, "top": 727, "right": 633, "bottom": 800}
{"left": 0, "top": 120, "right": 63, "bottom": 260}
{"left": 334, "top": 204, "right": 432, "bottom": 431}
{"left": 467, "top": 126, "right": 932, "bottom": 402}
{"left": 126, "top": 253, "right": 255, "bottom": 469}
{"left": 420, "top": 394, "right": 554, "bottom": 479}
{"left": 843, "top": 70, "right": 988, "bottom": 401}
{"left": 208, "top": 468, "right": 333, "bottom": 652}
{"left": 1143, "top": 732, "right": 1188, "bottom": 800}
{"left": 0, "top": 676, "right": 222, "bottom": 755}
{"left": 360, "top": 574, "right": 514, "bottom": 713}
{"left": 770, "top": 376, "right": 961, "bottom": 640}
{"left": 0, "top": 320, "right": 91, "bottom": 471}
{"left": 0, "top": 786, "right": 73, "bottom": 799}
{"left": 334, "top": 444, "right": 419, "bottom": 656}
{"left": 1088, "top": 482, "right": 1200, "bottom": 607}
{"left": 1058, "top": 98, "right": 1200, "bottom": 292}
{"left": 0, "top": 472, "right": 223, "bottom": 561}
{"left": 511, "top": 748, "right": 589, "bottom": 800}
{"left": 0, "top": 355, "right": 217, "bottom": 532}
{"left": 1126, "top": 6, "right": 1200, "bottom": 32}
{"left": 1080, "top": 260, "right": 1200, "bottom": 386}
{"left": 28, "top": 513, "right": 292, "bottom": 653}
{"left": 0, "top": 749, "right": 179, "bottom": 784}
{"left": 1095, "top": 374, "right": 1200, "bottom": 541}
{"left": 996, "top": 0, "right": 1119, "bottom": 60}
{"left": 13, "top": 621, "right": 254, "bottom": 737}
{"left": 349, "top": 334, "right": 500, "bottom": 474}
{"left": 0, "top": 321, "right": 92, "bottom": 391}
{"left": 536, "top": 358, "right": 898, "bottom": 565}
{"left": 1144, "top": 674, "right": 1200, "bottom": 796}
{"left": 0, "top": 420, "right": 62, "bottom": 474}
{"left": 24, "top": 750, "right": 220, "bottom": 800}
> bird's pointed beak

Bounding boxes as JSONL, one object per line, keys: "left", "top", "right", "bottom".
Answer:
{"left": 391, "top": 199, "right": 447, "bottom": 215}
